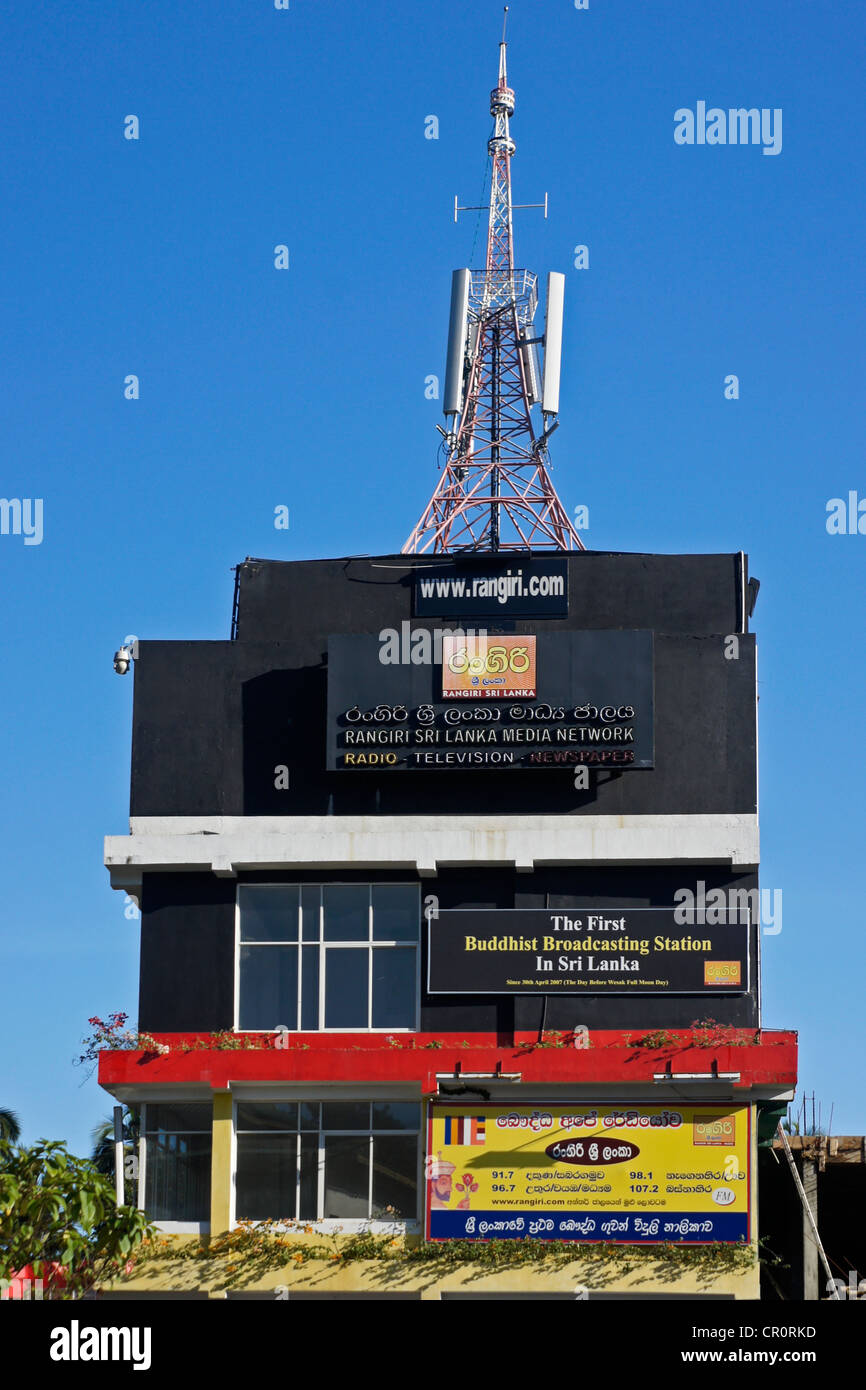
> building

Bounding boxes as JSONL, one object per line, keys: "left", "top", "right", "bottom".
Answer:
{"left": 98, "top": 28, "right": 796, "bottom": 1301}
{"left": 761, "top": 1133, "right": 866, "bottom": 1301}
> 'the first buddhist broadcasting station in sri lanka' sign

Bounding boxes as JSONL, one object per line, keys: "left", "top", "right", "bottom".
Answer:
{"left": 426, "top": 908, "right": 749, "bottom": 995}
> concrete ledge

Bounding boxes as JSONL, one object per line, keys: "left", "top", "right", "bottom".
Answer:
{"left": 106, "top": 814, "right": 758, "bottom": 888}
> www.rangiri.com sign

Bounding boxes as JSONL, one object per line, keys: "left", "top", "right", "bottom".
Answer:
{"left": 414, "top": 558, "right": 568, "bottom": 617}
{"left": 426, "top": 1103, "right": 750, "bottom": 1243}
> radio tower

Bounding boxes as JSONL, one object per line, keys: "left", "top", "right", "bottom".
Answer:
{"left": 403, "top": 9, "right": 583, "bottom": 555}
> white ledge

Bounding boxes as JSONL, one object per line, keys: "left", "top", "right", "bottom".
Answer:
{"left": 105, "top": 813, "right": 758, "bottom": 888}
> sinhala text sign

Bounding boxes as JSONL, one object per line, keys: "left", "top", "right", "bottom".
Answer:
{"left": 326, "top": 630, "right": 654, "bottom": 771}
{"left": 426, "top": 1103, "right": 750, "bottom": 1243}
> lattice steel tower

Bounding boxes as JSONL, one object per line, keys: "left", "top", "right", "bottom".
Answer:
{"left": 403, "top": 10, "right": 583, "bottom": 555}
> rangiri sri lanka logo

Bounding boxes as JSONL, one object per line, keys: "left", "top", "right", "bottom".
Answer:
{"left": 442, "top": 634, "right": 536, "bottom": 699}
{"left": 693, "top": 1114, "right": 737, "bottom": 1146}
{"left": 704, "top": 960, "right": 742, "bottom": 986}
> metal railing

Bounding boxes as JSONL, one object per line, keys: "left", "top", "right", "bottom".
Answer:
{"left": 469, "top": 268, "right": 537, "bottom": 324}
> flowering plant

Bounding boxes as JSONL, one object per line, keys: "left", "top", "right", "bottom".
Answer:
{"left": 76, "top": 1013, "right": 169, "bottom": 1077}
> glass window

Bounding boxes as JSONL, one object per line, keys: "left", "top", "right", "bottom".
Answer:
{"left": 372, "top": 884, "right": 420, "bottom": 941}
{"left": 323, "top": 884, "right": 369, "bottom": 941}
{"left": 321, "top": 1102, "right": 370, "bottom": 1132}
{"left": 236, "top": 1102, "right": 298, "bottom": 1132}
{"left": 301, "top": 946, "right": 319, "bottom": 1031}
{"left": 145, "top": 1104, "right": 212, "bottom": 1134}
{"left": 145, "top": 1133, "right": 211, "bottom": 1222}
{"left": 143, "top": 1104, "right": 212, "bottom": 1223}
{"left": 324, "top": 1136, "right": 369, "bottom": 1218}
{"left": 324, "top": 948, "right": 368, "bottom": 1028}
{"left": 299, "top": 1102, "right": 319, "bottom": 1131}
{"left": 238, "top": 883, "right": 419, "bottom": 1031}
{"left": 372, "top": 1102, "right": 420, "bottom": 1131}
{"left": 236, "top": 1134, "right": 297, "bottom": 1222}
{"left": 299, "top": 1135, "right": 318, "bottom": 1220}
{"left": 233, "top": 1101, "right": 420, "bottom": 1224}
{"left": 238, "top": 885, "right": 299, "bottom": 942}
{"left": 301, "top": 885, "right": 320, "bottom": 941}
{"left": 238, "top": 944, "right": 298, "bottom": 1031}
{"left": 371, "top": 1136, "right": 417, "bottom": 1220}
{"left": 372, "top": 949, "right": 416, "bottom": 1029}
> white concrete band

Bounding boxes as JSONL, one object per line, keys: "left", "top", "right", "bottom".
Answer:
{"left": 105, "top": 813, "right": 759, "bottom": 890}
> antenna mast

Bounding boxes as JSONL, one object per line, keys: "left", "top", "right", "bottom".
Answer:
{"left": 404, "top": 8, "right": 583, "bottom": 555}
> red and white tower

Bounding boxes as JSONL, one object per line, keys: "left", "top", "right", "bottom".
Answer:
{"left": 404, "top": 11, "right": 583, "bottom": 555}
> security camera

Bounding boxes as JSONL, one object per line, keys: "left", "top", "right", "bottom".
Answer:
{"left": 113, "top": 635, "right": 139, "bottom": 675}
{"left": 113, "top": 645, "right": 134, "bottom": 675}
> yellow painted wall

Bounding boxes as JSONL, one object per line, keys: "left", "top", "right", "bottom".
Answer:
{"left": 109, "top": 1234, "right": 759, "bottom": 1299}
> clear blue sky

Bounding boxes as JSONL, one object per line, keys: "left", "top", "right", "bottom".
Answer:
{"left": 1, "top": 0, "right": 863, "bottom": 1153}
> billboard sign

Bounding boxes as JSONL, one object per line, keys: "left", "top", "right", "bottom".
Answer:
{"left": 426, "top": 908, "right": 749, "bottom": 995}
{"left": 326, "top": 629, "right": 654, "bottom": 771}
{"left": 426, "top": 1103, "right": 751, "bottom": 1243}
{"left": 414, "top": 558, "right": 568, "bottom": 618}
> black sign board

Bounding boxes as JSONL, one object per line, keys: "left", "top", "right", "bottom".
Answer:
{"left": 427, "top": 908, "right": 749, "bottom": 994}
{"left": 326, "top": 630, "right": 654, "bottom": 771}
{"left": 413, "top": 557, "right": 568, "bottom": 618}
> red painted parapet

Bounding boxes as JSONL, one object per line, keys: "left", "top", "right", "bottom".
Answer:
{"left": 98, "top": 1028, "right": 797, "bottom": 1093}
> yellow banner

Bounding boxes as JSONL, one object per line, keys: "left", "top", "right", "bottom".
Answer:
{"left": 426, "top": 1103, "right": 750, "bottom": 1243}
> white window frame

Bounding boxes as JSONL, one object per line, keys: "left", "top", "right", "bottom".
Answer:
{"left": 138, "top": 1100, "right": 212, "bottom": 1235}
{"left": 232, "top": 1096, "right": 423, "bottom": 1234}
{"left": 233, "top": 882, "right": 421, "bottom": 1033}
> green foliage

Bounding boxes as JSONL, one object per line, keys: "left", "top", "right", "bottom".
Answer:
{"left": 0, "top": 1139, "right": 154, "bottom": 1297}
{"left": 0, "top": 1110, "right": 21, "bottom": 1143}
{"left": 138, "top": 1219, "right": 755, "bottom": 1290}
{"left": 631, "top": 1029, "right": 683, "bottom": 1050}
{"left": 90, "top": 1110, "right": 140, "bottom": 1205}
{"left": 631, "top": 1021, "right": 761, "bottom": 1051}
{"left": 689, "top": 1019, "right": 757, "bottom": 1049}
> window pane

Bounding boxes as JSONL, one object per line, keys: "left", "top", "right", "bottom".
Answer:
{"left": 300, "top": 1102, "right": 319, "bottom": 1131}
{"left": 238, "top": 885, "right": 299, "bottom": 942}
{"left": 144, "top": 1104, "right": 212, "bottom": 1134}
{"left": 324, "top": 949, "right": 368, "bottom": 1028}
{"left": 323, "top": 884, "right": 369, "bottom": 941}
{"left": 324, "top": 1136, "right": 369, "bottom": 1218}
{"left": 239, "top": 945, "right": 298, "bottom": 1031}
{"left": 301, "top": 885, "right": 320, "bottom": 941}
{"left": 236, "top": 1134, "right": 297, "bottom": 1221}
{"left": 236, "top": 1102, "right": 298, "bottom": 1132}
{"left": 299, "top": 1135, "right": 319, "bottom": 1220}
{"left": 372, "top": 884, "right": 420, "bottom": 941}
{"left": 372, "top": 948, "right": 416, "bottom": 1029}
{"left": 371, "top": 1135, "right": 418, "bottom": 1220}
{"left": 322, "top": 1102, "right": 370, "bottom": 1132}
{"left": 301, "top": 946, "right": 320, "bottom": 1030}
{"left": 145, "top": 1133, "right": 211, "bottom": 1222}
{"left": 372, "top": 1103, "right": 420, "bottom": 1132}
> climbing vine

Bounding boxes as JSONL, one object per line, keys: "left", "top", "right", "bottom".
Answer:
{"left": 131, "top": 1222, "right": 756, "bottom": 1289}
